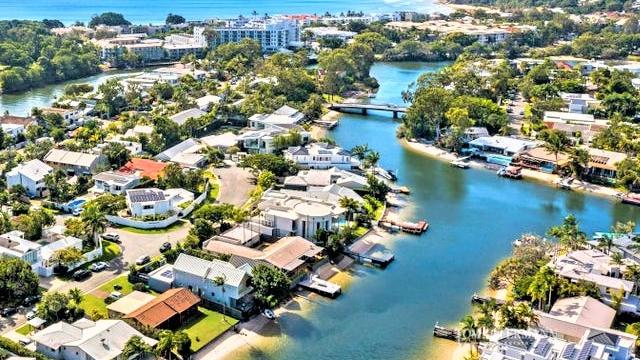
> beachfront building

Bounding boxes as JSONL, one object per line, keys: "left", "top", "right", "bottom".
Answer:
{"left": 5, "top": 159, "right": 53, "bottom": 198}
{"left": 481, "top": 327, "right": 636, "bottom": 360}
{"left": 125, "top": 188, "right": 194, "bottom": 218}
{"left": 583, "top": 147, "right": 628, "bottom": 184}
{"left": 91, "top": 170, "right": 141, "bottom": 195}
{"left": 32, "top": 319, "right": 157, "bottom": 360}
{"left": 550, "top": 249, "right": 636, "bottom": 308}
{"left": 252, "top": 186, "right": 360, "bottom": 239}
{"left": 43, "top": 149, "right": 107, "bottom": 175}
{"left": 249, "top": 105, "right": 305, "bottom": 129}
{"left": 284, "top": 143, "right": 359, "bottom": 170}
{"left": 515, "top": 147, "right": 569, "bottom": 174}
{"left": 203, "top": 236, "right": 324, "bottom": 283}
{"left": 172, "top": 253, "right": 253, "bottom": 311}
{"left": 194, "top": 17, "right": 300, "bottom": 52}
{"left": 543, "top": 111, "right": 609, "bottom": 144}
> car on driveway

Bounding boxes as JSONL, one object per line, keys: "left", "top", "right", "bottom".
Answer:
{"left": 0, "top": 307, "right": 17, "bottom": 317}
{"left": 159, "top": 242, "right": 172, "bottom": 252}
{"left": 23, "top": 295, "right": 40, "bottom": 306}
{"left": 107, "top": 291, "right": 122, "bottom": 301}
{"left": 136, "top": 255, "right": 151, "bottom": 266}
{"left": 89, "top": 261, "right": 109, "bottom": 272}
{"left": 72, "top": 269, "right": 92, "bottom": 281}
{"left": 101, "top": 232, "right": 120, "bottom": 243}
{"left": 26, "top": 310, "right": 37, "bottom": 320}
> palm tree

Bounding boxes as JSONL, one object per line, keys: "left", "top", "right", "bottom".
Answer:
{"left": 515, "top": 302, "right": 538, "bottom": 327}
{"left": 350, "top": 144, "right": 370, "bottom": 161}
{"left": 459, "top": 315, "right": 478, "bottom": 354}
{"left": 364, "top": 151, "right": 381, "bottom": 169}
{"left": 568, "top": 147, "right": 589, "bottom": 179}
{"left": 155, "top": 330, "right": 175, "bottom": 360}
{"left": 80, "top": 203, "right": 107, "bottom": 248}
{"left": 213, "top": 275, "right": 227, "bottom": 321}
{"left": 598, "top": 234, "right": 614, "bottom": 254}
{"left": 528, "top": 266, "right": 556, "bottom": 311}
{"left": 68, "top": 287, "right": 83, "bottom": 306}
{"left": 338, "top": 196, "right": 360, "bottom": 222}
{"left": 541, "top": 129, "right": 569, "bottom": 164}
{"left": 611, "top": 252, "right": 624, "bottom": 266}
{"left": 123, "top": 336, "right": 153, "bottom": 360}
{"left": 625, "top": 265, "right": 640, "bottom": 295}
{"left": 205, "top": 146, "right": 224, "bottom": 166}
{"left": 477, "top": 312, "right": 495, "bottom": 340}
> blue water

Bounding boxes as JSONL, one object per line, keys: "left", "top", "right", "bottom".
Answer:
{"left": 0, "top": 0, "right": 449, "bottom": 24}
{"left": 241, "top": 62, "right": 640, "bottom": 360}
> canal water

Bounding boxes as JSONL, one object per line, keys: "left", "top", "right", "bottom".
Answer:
{"left": 0, "top": 70, "right": 139, "bottom": 117}
{"left": 242, "top": 62, "right": 640, "bottom": 360}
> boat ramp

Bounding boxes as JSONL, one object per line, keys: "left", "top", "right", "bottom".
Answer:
{"left": 345, "top": 231, "right": 395, "bottom": 268}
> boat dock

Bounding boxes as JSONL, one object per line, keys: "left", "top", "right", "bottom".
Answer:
{"left": 471, "top": 293, "right": 506, "bottom": 306}
{"left": 345, "top": 231, "right": 395, "bottom": 267}
{"left": 298, "top": 275, "right": 342, "bottom": 298}
{"left": 433, "top": 322, "right": 459, "bottom": 341}
{"left": 380, "top": 211, "right": 429, "bottom": 234}
{"left": 313, "top": 119, "right": 339, "bottom": 128}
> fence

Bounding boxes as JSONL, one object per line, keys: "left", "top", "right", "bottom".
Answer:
{"left": 106, "top": 182, "right": 210, "bottom": 229}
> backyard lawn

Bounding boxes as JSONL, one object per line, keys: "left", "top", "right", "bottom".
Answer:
{"left": 180, "top": 308, "right": 238, "bottom": 352}
{"left": 15, "top": 324, "right": 32, "bottom": 336}
{"left": 79, "top": 276, "right": 136, "bottom": 319}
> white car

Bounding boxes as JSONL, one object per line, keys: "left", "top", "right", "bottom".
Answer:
{"left": 89, "top": 262, "right": 109, "bottom": 272}
{"left": 262, "top": 309, "right": 276, "bottom": 320}
{"left": 26, "top": 310, "right": 37, "bottom": 320}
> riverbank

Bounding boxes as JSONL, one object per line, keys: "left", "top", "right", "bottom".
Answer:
{"left": 401, "top": 139, "right": 623, "bottom": 200}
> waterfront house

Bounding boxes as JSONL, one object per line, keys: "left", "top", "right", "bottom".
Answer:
{"left": 481, "top": 328, "right": 636, "bottom": 360}
{"left": 463, "top": 127, "right": 490, "bottom": 142}
{"left": 91, "top": 170, "right": 141, "bottom": 195}
{"left": 119, "top": 158, "right": 167, "bottom": 181}
{"left": 169, "top": 108, "right": 207, "bottom": 127}
{"left": 284, "top": 142, "right": 359, "bottom": 170}
{"left": 124, "top": 288, "right": 200, "bottom": 330}
{"left": 172, "top": 253, "right": 253, "bottom": 311}
{"left": 515, "top": 147, "right": 569, "bottom": 173}
{"left": 284, "top": 168, "right": 368, "bottom": 191}
{"left": 6, "top": 159, "right": 53, "bottom": 198}
{"left": 155, "top": 138, "right": 207, "bottom": 168}
{"left": 106, "top": 291, "right": 155, "bottom": 318}
{"left": 125, "top": 188, "right": 193, "bottom": 218}
{"left": 43, "top": 149, "right": 107, "bottom": 175}
{"left": 204, "top": 236, "right": 324, "bottom": 283}
{"left": 535, "top": 296, "right": 617, "bottom": 342}
{"left": 248, "top": 105, "right": 305, "bottom": 130}
{"left": 238, "top": 125, "right": 310, "bottom": 154}
{"left": 551, "top": 249, "right": 635, "bottom": 301}
{"left": 583, "top": 147, "right": 627, "bottom": 184}
{"left": 467, "top": 136, "right": 538, "bottom": 163}
{"left": 32, "top": 319, "right": 157, "bottom": 360}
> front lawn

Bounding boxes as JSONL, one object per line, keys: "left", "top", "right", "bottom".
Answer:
{"left": 79, "top": 276, "right": 137, "bottom": 319}
{"left": 100, "top": 241, "right": 122, "bottom": 261}
{"left": 98, "top": 276, "right": 134, "bottom": 294}
{"left": 15, "top": 324, "right": 32, "bottom": 335}
{"left": 180, "top": 307, "right": 238, "bottom": 352}
{"left": 79, "top": 293, "right": 108, "bottom": 319}
{"left": 118, "top": 220, "right": 186, "bottom": 234}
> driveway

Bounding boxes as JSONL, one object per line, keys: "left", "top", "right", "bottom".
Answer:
{"left": 111, "top": 221, "right": 192, "bottom": 265}
{"left": 213, "top": 165, "right": 255, "bottom": 206}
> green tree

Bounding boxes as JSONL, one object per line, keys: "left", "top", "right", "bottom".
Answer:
{"left": 68, "top": 287, "right": 83, "bottom": 306}
{"left": 404, "top": 87, "right": 453, "bottom": 139}
{"left": 165, "top": 13, "right": 186, "bottom": 24}
{"left": 547, "top": 214, "right": 586, "bottom": 250}
{"left": 0, "top": 258, "right": 39, "bottom": 305}
{"left": 122, "top": 336, "right": 153, "bottom": 360}
{"left": 251, "top": 264, "right": 291, "bottom": 308}
{"left": 617, "top": 158, "right": 640, "bottom": 192}
{"left": 339, "top": 196, "right": 360, "bottom": 222}
{"left": 50, "top": 247, "right": 85, "bottom": 267}
{"left": 102, "top": 142, "right": 131, "bottom": 169}
{"left": 568, "top": 147, "right": 589, "bottom": 179}
{"left": 539, "top": 129, "right": 570, "bottom": 164}
{"left": 80, "top": 203, "right": 107, "bottom": 248}
{"left": 37, "top": 292, "right": 70, "bottom": 322}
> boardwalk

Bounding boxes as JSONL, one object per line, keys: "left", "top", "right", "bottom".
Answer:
{"left": 329, "top": 103, "right": 408, "bottom": 118}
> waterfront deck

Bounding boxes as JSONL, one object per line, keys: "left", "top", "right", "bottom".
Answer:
{"left": 299, "top": 275, "right": 342, "bottom": 298}
{"left": 346, "top": 231, "right": 395, "bottom": 267}
{"left": 380, "top": 210, "right": 429, "bottom": 234}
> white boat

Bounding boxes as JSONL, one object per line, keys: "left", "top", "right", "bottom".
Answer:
{"left": 558, "top": 177, "right": 574, "bottom": 190}
{"left": 450, "top": 159, "right": 470, "bottom": 169}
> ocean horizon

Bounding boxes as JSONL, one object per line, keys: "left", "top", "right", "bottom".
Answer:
{"left": 0, "top": 0, "right": 448, "bottom": 25}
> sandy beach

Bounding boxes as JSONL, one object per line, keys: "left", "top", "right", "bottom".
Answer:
{"left": 402, "top": 139, "right": 623, "bottom": 200}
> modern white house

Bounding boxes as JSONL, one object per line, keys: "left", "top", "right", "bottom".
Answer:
{"left": 32, "top": 319, "right": 157, "bottom": 360}
{"left": 125, "top": 188, "right": 193, "bottom": 218}
{"left": 284, "top": 167, "right": 368, "bottom": 191}
{"left": 0, "top": 230, "right": 41, "bottom": 270}
{"left": 172, "top": 253, "right": 253, "bottom": 310}
{"left": 6, "top": 159, "right": 53, "bottom": 198}
{"left": 237, "top": 125, "right": 311, "bottom": 154}
{"left": 283, "top": 143, "right": 359, "bottom": 170}
{"left": 92, "top": 170, "right": 141, "bottom": 195}
{"left": 249, "top": 105, "right": 305, "bottom": 129}
{"left": 558, "top": 93, "right": 600, "bottom": 114}
{"left": 468, "top": 136, "right": 538, "bottom": 157}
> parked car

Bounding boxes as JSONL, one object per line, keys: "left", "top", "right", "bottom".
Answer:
{"left": 26, "top": 310, "right": 37, "bottom": 320}
{"left": 159, "top": 242, "right": 172, "bottom": 252}
{"left": 72, "top": 269, "right": 92, "bottom": 281}
{"left": 23, "top": 295, "right": 41, "bottom": 306}
{"left": 107, "top": 291, "right": 122, "bottom": 301}
{"left": 262, "top": 309, "right": 276, "bottom": 320}
{"left": 136, "top": 255, "right": 151, "bottom": 266}
{"left": 101, "top": 232, "right": 120, "bottom": 243}
{"left": 18, "top": 338, "right": 31, "bottom": 346}
{"left": 0, "top": 307, "right": 17, "bottom": 317}
{"left": 89, "top": 261, "right": 109, "bottom": 272}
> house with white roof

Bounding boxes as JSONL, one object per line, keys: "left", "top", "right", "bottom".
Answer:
{"left": 125, "top": 188, "right": 193, "bottom": 218}
{"left": 200, "top": 132, "right": 239, "bottom": 149}
{"left": 284, "top": 167, "right": 368, "bottom": 191}
{"left": 543, "top": 111, "right": 609, "bottom": 144}
{"left": 155, "top": 138, "right": 207, "bottom": 168}
{"left": 238, "top": 125, "right": 310, "bottom": 154}
{"left": 43, "top": 149, "right": 107, "bottom": 174}
{"left": 169, "top": 108, "right": 207, "bottom": 126}
{"left": 196, "top": 94, "right": 222, "bottom": 111}
{"left": 468, "top": 136, "right": 538, "bottom": 157}
{"left": 172, "top": 253, "right": 253, "bottom": 310}
{"left": 32, "top": 319, "right": 157, "bottom": 360}
{"left": 1, "top": 123, "right": 25, "bottom": 138}
{"left": 559, "top": 93, "right": 600, "bottom": 114}
{"left": 249, "top": 105, "right": 305, "bottom": 129}
{"left": 0, "top": 230, "right": 41, "bottom": 270}
{"left": 551, "top": 249, "right": 635, "bottom": 304}
{"left": 6, "top": 159, "right": 53, "bottom": 198}
{"left": 284, "top": 143, "right": 359, "bottom": 170}
{"left": 92, "top": 170, "right": 141, "bottom": 195}
{"left": 123, "top": 124, "right": 154, "bottom": 139}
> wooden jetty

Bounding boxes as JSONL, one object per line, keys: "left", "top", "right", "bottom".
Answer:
{"left": 299, "top": 275, "right": 342, "bottom": 298}
{"left": 433, "top": 322, "right": 459, "bottom": 341}
{"left": 471, "top": 293, "right": 506, "bottom": 306}
{"left": 381, "top": 219, "right": 429, "bottom": 234}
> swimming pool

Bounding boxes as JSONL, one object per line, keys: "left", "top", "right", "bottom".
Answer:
{"left": 485, "top": 154, "right": 513, "bottom": 167}
{"left": 67, "top": 198, "right": 86, "bottom": 209}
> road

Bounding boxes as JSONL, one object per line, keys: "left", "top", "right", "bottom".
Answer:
{"left": 213, "top": 165, "right": 255, "bottom": 206}
{"left": 506, "top": 93, "right": 526, "bottom": 135}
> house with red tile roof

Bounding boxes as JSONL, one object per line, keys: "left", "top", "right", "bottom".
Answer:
{"left": 119, "top": 158, "right": 168, "bottom": 180}
{"left": 124, "top": 288, "right": 200, "bottom": 329}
